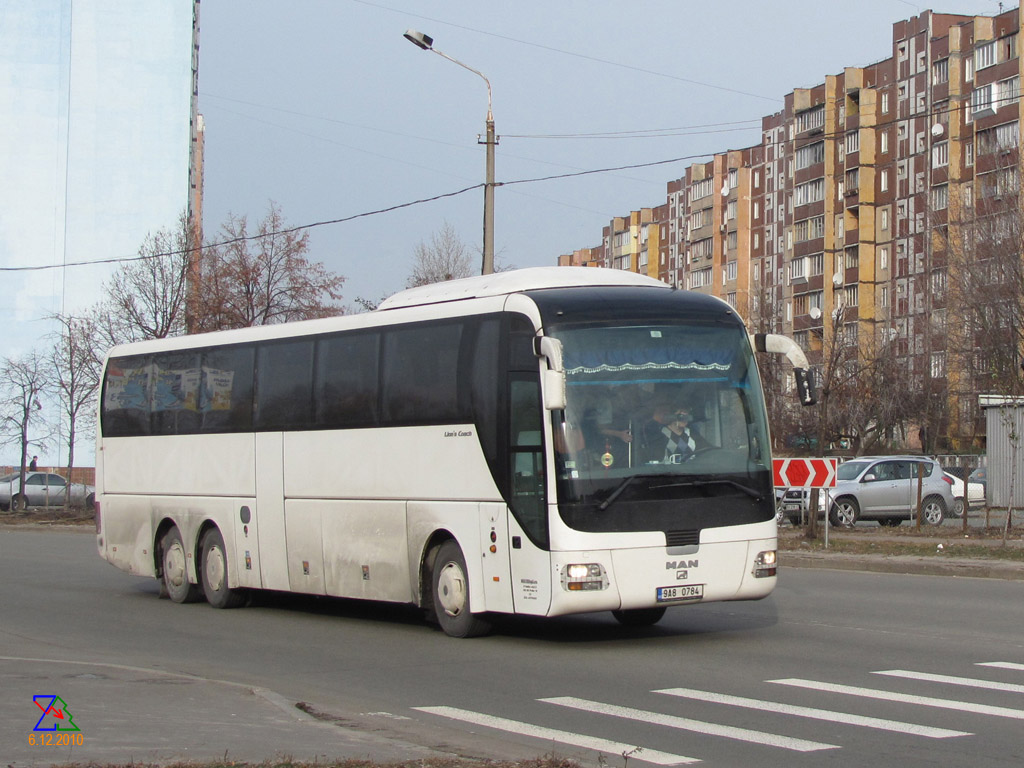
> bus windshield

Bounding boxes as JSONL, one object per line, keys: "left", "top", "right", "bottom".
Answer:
{"left": 549, "top": 321, "right": 773, "bottom": 533}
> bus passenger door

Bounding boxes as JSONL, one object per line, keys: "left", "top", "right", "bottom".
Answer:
{"left": 255, "top": 432, "right": 289, "bottom": 591}
{"left": 506, "top": 376, "right": 553, "bottom": 615}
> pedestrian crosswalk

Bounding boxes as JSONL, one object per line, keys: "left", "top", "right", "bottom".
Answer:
{"left": 413, "top": 660, "right": 1024, "bottom": 765}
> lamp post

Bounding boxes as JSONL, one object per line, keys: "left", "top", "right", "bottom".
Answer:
{"left": 404, "top": 29, "right": 496, "bottom": 275}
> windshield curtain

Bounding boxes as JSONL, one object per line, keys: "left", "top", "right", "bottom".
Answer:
{"left": 549, "top": 322, "right": 773, "bottom": 533}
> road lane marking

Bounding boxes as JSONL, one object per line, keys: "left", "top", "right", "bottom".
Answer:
{"left": 874, "top": 669, "right": 1024, "bottom": 694}
{"left": 655, "top": 687, "right": 970, "bottom": 739}
{"left": 413, "top": 706, "right": 698, "bottom": 765}
{"left": 978, "top": 662, "right": 1024, "bottom": 672}
{"left": 540, "top": 696, "right": 838, "bottom": 752}
{"left": 769, "top": 678, "right": 1024, "bottom": 720}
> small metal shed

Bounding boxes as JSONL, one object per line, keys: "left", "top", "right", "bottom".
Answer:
{"left": 980, "top": 395, "right": 1024, "bottom": 509}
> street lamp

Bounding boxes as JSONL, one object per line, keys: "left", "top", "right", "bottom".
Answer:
{"left": 403, "top": 29, "right": 496, "bottom": 275}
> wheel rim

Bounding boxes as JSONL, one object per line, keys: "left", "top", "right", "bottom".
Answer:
{"left": 836, "top": 502, "right": 856, "bottom": 526}
{"left": 924, "top": 502, "right": 943, "bottom": 525}
{"left": 437, "top": 560, "right": 468, "bottom": 618}
{"left": 954, "top": 498, "right": 965, "bottom": 517}
{"left": 164, "top": 542, "right": 188, "bottom": 589}
{"left": 205, "top": 544, "right": 227, "bottom": 593}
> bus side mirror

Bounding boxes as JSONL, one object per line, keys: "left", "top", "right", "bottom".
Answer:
{"left": 542, "top": 370, "right": 567, "bottom": 411}
{"left": 753, "top": 333, "right": 818, "bottom": 406}
{"left": 534, "top": 336, "right": 567, "bottom": 411}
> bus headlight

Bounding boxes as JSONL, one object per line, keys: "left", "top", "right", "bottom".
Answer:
{"left": 561, "top": 563, "right": 609, "bottom": 591}
{"left": 753, "top": 550, "right": 777, "bottom": 578}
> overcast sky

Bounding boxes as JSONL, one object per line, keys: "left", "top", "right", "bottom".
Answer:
{"left": 197, "top": 0, "right": 1005, "bottom": 307}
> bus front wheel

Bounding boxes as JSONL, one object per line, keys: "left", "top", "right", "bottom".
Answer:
{"left": 431, "top": 541, "right": 491, "bottom": 638}
{"left": 160, "top": 528, "right": 202, "bottom": 604}
{"left": 199, "top": 528, "right": 246, "bottom": 609}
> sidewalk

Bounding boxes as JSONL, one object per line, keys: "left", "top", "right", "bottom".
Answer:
{"left": 3, "top": 658, "right": 444, "bottom": 767}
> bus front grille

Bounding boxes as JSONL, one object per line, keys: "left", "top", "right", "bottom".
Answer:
{"left": 665, "top": 530, "right": 700, "bottom": 548}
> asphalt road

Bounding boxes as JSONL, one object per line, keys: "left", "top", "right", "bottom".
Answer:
{"left": 3, "top": 526, "right": 1024, "bottom": 767}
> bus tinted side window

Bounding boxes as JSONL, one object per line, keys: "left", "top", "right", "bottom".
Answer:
{"left": 102, "top": 354, "right": 153, "bottom": 437}
{"left": 256, "top": 339, "right": 314, "bottom": 430}
{"left": 152, "top": 352, "right": 201, "bottom": 435}
{"left": 316, "top": 332, "right": 380, "bottom": 428}
{"left": 381, "top": 322, "right": 464, "bottom": 425}
{"left": 200, "top": 346, "right": 254, "bottom": 433}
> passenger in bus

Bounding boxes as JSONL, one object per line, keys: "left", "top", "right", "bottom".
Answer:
{"left": 638, "top": 403, "right": 709, "bottom": 464}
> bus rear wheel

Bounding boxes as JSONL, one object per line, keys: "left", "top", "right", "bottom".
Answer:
{"left": 199, "top": 528, "right": 246, "bottom": 609}
{"left": 431, "top": 541, "right": 491, "bottom": 638}
{"left": 160, "top": 527, "right": 202, "bottom": 603}
{"left": 612, "top": 607, "right": 667, "bottom": 627}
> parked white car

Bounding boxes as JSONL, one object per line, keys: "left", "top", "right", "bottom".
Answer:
{"left": 944, "top": 471, "right": 985, "bottom": 516}
{"left": 0, "top": 471, "right": 95, "bottom": 511}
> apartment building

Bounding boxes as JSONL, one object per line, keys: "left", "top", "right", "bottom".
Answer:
{"left": 559, "top": 7, "right": 1023, "bottom": 451}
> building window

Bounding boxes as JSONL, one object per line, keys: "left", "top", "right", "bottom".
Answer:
{"left": 881, "top": 131, "right": 889, "bottom": 154}
{"left": 881, "top": 170, "right": 889, "bottom": 193}
{"left": 689, "top": 178, "right": 713, "bottom": 202}
{"left": 794, "top": 215, "right": 825, "bottom": 242}
{"left": 999, "top": 76, "right": 1020, "bottom": 108}
{"left": 932, "top": 184, "right": 949, "bottom": 210}
{"left": 845, "top": 131, "right": 860, "bottom": 155}
{"left": 976, "top": 41, "right": 996, "bottom": 70}
{"left": 796, "top": 105, "right": 825, "bottom": 133}
{"left": 809, "top": 253, "right": 824, "bottom": 276}
{"left": 932, "top": 58, "right": 949, "bottom": 85}
{"left": 881, "top": 92, "right": 890, "bottom": 113}
{"left": 879, "top": 246, "right": 889, "bottom": 270}
{"left": 881, "top": 208, "right": 889, "bottom": 230}
{"left": 845, "top": 168, "right": 859, "bottom": 194}
{"left": 931, "top": 351, "right": 946, "bottom": 378}
{"left": 795, "top": 140, "right": 825, "bottom": 170}
{"left": 794, "top": 178, "right": 825, "bottom": 206}
{"left": 965, "top": 141, "right": 975, "bottom": 167}
{"left": 1000, "top": 34, "right": 1018, "bottom": 63}
{"left": 845, "top": 247, "right": 859, "bottom": 270}
{"left": 977, "top": 121, "right": 1018, "bottom": 154}
{"left": 970, "top": 83, "right": 995, "bottom": 117}
{"left": 932, "top": 141, "right": 949, "bottom": 167}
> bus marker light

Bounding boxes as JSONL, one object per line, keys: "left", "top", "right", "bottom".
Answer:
{"left": 754, "top": 550, "right": 777, "bottom": 578}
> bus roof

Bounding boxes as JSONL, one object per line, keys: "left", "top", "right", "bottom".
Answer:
{"left": 378, "top": 266, "right": 669, "bottom": 310}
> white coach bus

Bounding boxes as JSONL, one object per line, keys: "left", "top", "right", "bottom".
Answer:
{"left": 96, "top": 267, "right": 814, "bottom": 637}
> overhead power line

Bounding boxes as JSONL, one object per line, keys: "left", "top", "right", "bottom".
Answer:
{"left": 0, "top": 151, "right": 713, "bottom": 275}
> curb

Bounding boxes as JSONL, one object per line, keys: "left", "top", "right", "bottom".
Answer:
{"left": 781, "top": 550, "right": 1024, "bottom": 580}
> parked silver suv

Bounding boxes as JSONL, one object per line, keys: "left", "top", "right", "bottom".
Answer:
{"left": 825, "top": 456, "right": 954, "bottom": 527}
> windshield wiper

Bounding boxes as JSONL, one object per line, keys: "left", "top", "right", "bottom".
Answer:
{"left": 652, "top": 478, "right": 764, "bottom": 501}
{"left": 597, "top": 472, "right": 679, "bottom": 512}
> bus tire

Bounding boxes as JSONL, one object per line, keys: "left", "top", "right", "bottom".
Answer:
{"left": 612, "top": 607, "right": 667, "bottom": 627}
{"left": 160, "top": 527, "right": 202, "bottom": 604}
{"left": 431, "top": 540, "right": 491, "bottom": 638}
{"left": 199, "top": 527, "right": 246, "bottom": 609}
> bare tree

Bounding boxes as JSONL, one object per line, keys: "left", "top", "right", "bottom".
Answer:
{"left": 0, "top": 353, "right": 51, "bottom": 509}
{"left": 104, "top": 212, "right": 194, "bottom": 341}
{"left": 407, "top": 221, "right": 475, "bottom": 288}
{"left": 195, "top": 202, "right": 345, "bottom": 329}
{"left": 48, "top": 313, "right": 103, "bottom": 507}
